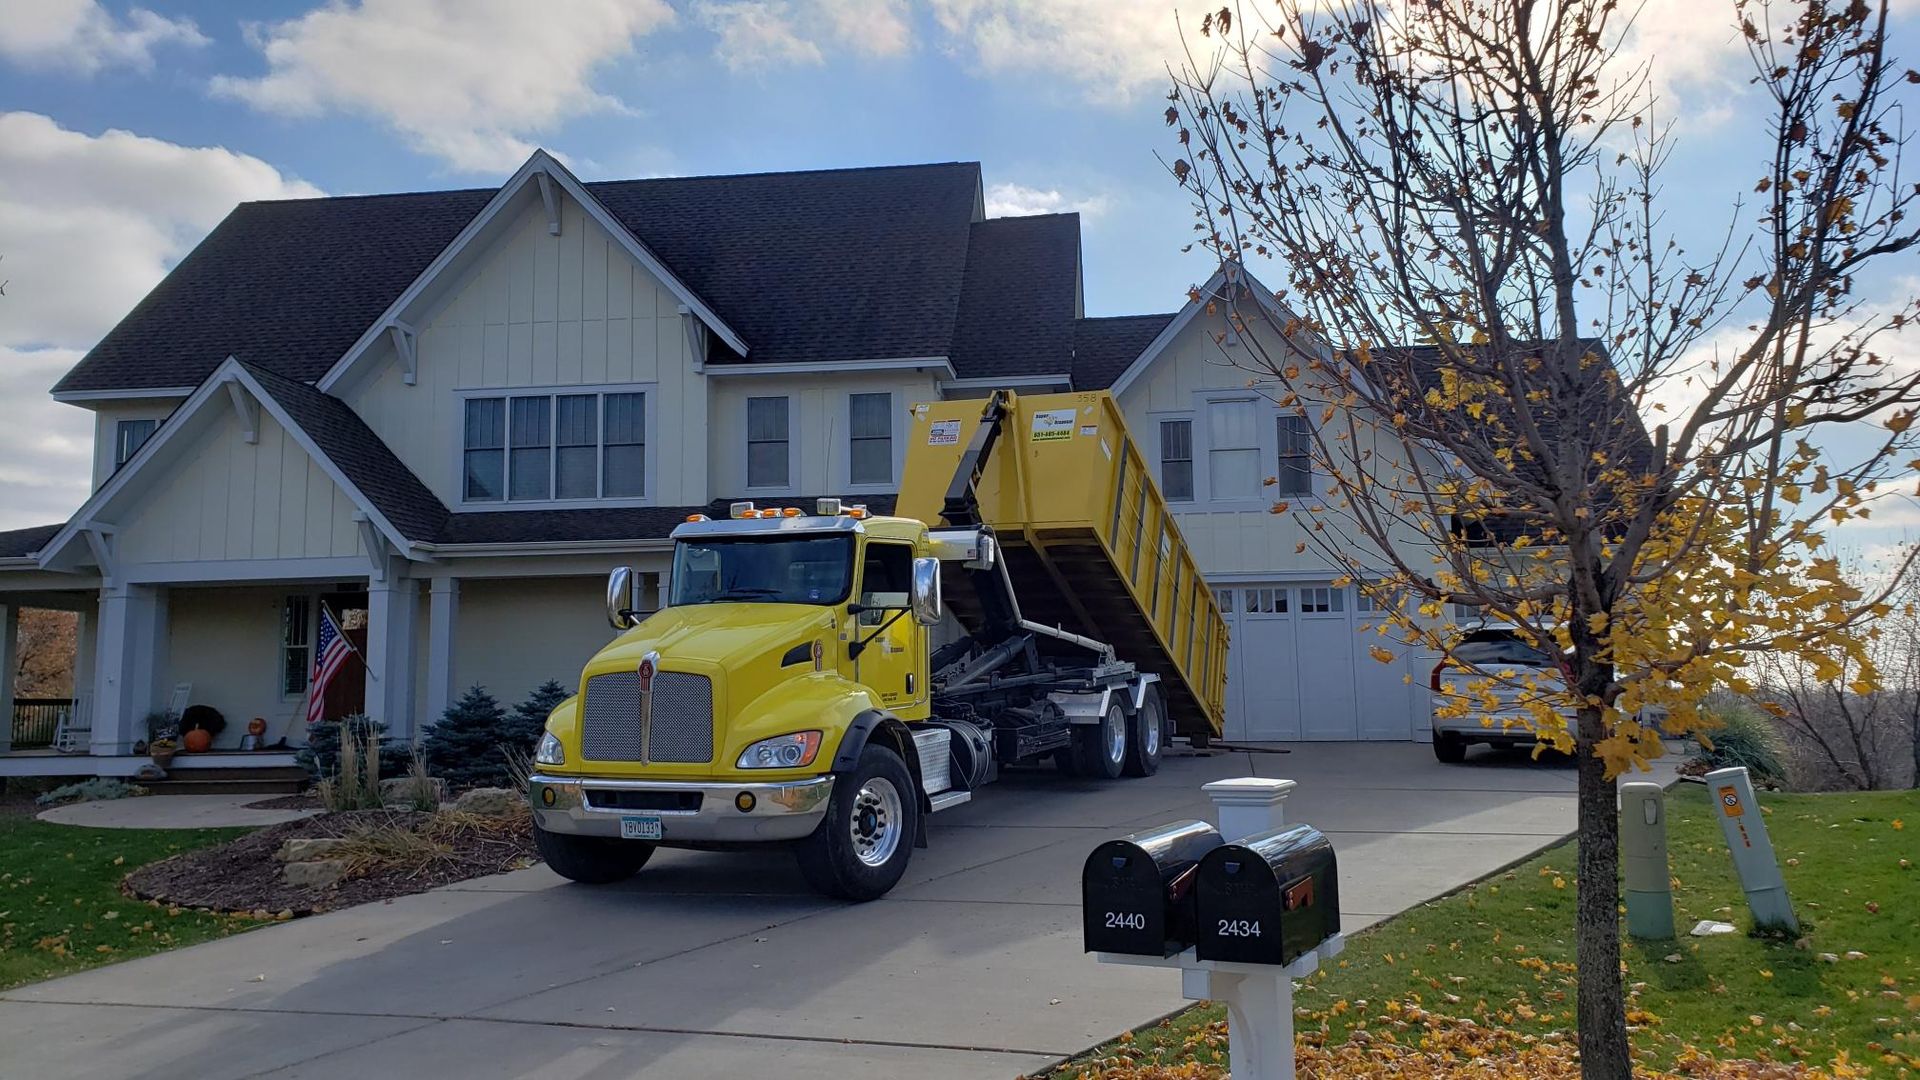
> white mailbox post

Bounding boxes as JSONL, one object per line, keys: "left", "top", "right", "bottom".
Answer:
{"left": 1093, "top": 776, "right": 1345, "bottom": 1080}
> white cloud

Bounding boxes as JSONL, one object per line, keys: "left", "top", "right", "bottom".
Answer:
{"left": 984, "top": 181, "right": 1111, "bottom": 218}
{"left": 212, "top": 0, "right": 676, "bottom": 174}
{"left": 0, "top": 112, "right": 319, "bottom": 529}
{"left": 695, "top": 0, "right": 911, "bottom": 71}
{"left": 928, "top": 0, "right": 1185, "bottom": 104}
{"left": 0, "top": 0, "right": 207, "bottom": 74}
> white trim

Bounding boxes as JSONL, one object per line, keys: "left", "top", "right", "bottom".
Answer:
{"left": 944, "top": 372, "right": 1071, "bottom": 390}
{"left": 743, "top": 393, "right": 796, "bottom": 496}
{"left": 838, "top": 388, "right": 898, "bottom": 494}
{"left": 53, "top": 386, "right": 195, "bottom": 403}
{"left": 38, "top": 357, "right": 421, "bottom": 570}
{"left": 705, "top": 357, "right": 957, "bottom": 379}
{"left": 316, "top": 149, "right": 746, "bottom": 395}
{"left": 536, "top": 172, "right": 561, "bottom": 236}
{"left": 452, "top": 382, "right": 659, "bottom": 510}
{"left": 414, "top": 538, "right": 677, "bottom": 557}
{"left": 120, "top": 557, "right": 375, "bottom": 585}
{"left": 223, "top": 379, "right": 259, "bottom": 444}
{"left": 1106, "top": 263, "right": 1317, "bottom": 399}
{"left": 388, "top": 321, "right": 418, "bottom": 386}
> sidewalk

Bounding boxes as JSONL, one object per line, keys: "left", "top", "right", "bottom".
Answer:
{"left": 37, "top": 793, "right": 318, "bottom": 829}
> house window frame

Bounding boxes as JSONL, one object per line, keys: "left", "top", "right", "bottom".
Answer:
{"left": 745, "top": 394, "right": 794, "bottom": 494}
{"left": 114, "top": 417, "right": 159, "bottom": 471}
{"left": 1275, "top": 412, "right": 1315, "bottom": 497}
{"left": 281, "top": 594, "right": 315, "bottom": 699}
{"left": 1157, "top": 416, "right": 1195, "bottom": 502}
{"left": 453, "top": 383, "right": 657, "bottom": 510}
{"left": 1199, "top": 394, "right": 1266, "bottom": 506}
{"left": 844, "top": 391, "right": 896, "bottom": 490}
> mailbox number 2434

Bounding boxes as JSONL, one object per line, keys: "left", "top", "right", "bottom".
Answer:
{"left": 1216, "top": 919, "right": 1262, "bottom": 938}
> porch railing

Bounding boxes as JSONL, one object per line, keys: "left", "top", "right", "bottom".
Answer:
{"left": 10, "top": 698, "right": 74, "bottom": 750}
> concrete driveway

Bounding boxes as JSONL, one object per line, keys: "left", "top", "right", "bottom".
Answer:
{"left": 0, "top": 743, "right": 1633, "bottom": 1080}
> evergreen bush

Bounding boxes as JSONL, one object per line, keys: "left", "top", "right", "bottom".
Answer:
{"left": 297, "top": 714, "right": 410, "bottom": 782}
{"left": 504, "top": 679, "right": 569, "bottom": 755}
{"left": 422, "top": 685, "right": 511, "bottom": 790}
{"left": 1690, "top": 702, "right": 1789, "bottom": 787}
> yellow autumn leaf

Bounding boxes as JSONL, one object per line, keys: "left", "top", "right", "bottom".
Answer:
{"left": 1369, "top": 645, "right": 1395, "bottom": 664}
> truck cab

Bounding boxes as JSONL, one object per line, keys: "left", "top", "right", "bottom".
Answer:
{"left": 529, "top": 501, "right": 947, "bottom": 900}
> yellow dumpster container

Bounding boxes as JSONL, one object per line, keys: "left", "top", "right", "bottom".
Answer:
{"left": 900, "top": 391, "right": 1228, "bottom": 738}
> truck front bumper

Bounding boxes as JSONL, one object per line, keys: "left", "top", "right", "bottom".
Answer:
{"left": 528, "top": 773, "right": 835, "bottom": 843}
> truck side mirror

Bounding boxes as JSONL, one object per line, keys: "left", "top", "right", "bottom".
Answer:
{"left": 910, "top": 557, "right": 943, "bottom": 626}
{"left": 605, "top": 566, "right": 641, "bottom": 630}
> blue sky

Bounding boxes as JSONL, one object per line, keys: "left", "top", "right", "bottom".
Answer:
{"left": 0, "top": 0, "right": 1915, "bottom": 553}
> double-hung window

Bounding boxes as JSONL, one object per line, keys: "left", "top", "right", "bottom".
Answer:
{"left": 747, "top": 396, "right": 790, "bottom": 488}
{"left": 1206, "top": 399, "right": 1261, "bottom": 499}
{"left": 1276, "top": 414, "right": 1313, "bottom": 496}
{"left": 115, "top": 418, "right": 158, "bottom": 470}
{"left": 281, "top": 596, "right": 312, "bottom": 696}
{"left": 1159, "top": 419, "right": 1194, "bottom": 501}
{"left": 848, "top": 392, "right": 893, "bottom": 485}
{"left": 464, "top": 390, "right": 647, "bottom": 503}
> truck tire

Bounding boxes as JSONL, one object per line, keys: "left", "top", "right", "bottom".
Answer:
{"left": 534, "top": 823, "right": 654, "bottom": 884}
{"left": 1123, "top": 686, "right": 1166, "bottom": 777}
{"left": 1433, "top": 734, "right": 1468, "bottom": 764}
{"left": 1071, "top": 703, "right": 1128, "bottom": 780}
{"left": 796, "top": 744, "right": 919, "bottom": 901}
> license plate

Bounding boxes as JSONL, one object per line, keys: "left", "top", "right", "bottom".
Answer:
{"left": 620, "top": 815, "right": 662, "bottom": 840}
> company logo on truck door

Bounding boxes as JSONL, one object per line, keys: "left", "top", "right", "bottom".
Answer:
{"left": 1030, "top": 408, "right": 1077, "bottom": 441}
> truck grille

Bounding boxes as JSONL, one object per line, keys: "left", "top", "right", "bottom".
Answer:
{"left": 580, "top": 670, "right": 715, "bottom": 764}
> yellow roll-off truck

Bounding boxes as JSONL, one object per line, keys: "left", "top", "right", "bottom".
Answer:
{"left": 528, "top": 390, "right": 1228, "bottom": 900}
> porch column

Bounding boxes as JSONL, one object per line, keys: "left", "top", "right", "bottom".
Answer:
{"left": 0, "top": 604, "right": 16, "bottom": 753}
{"left": 425, "top": 577, "right": 459, "bottom": 730}
{"left": 72, "top": 606, "right": 95, "bottom": 705}
{"left": 92, "top": 584, "right": 165, "bottom": 755}
{"left": 365, "top": 574, "right": 421, "bottom": 742}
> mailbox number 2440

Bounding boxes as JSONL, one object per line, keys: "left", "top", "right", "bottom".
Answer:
{"left": 1216, "top": 919, "right": 1262, "bottom": 938}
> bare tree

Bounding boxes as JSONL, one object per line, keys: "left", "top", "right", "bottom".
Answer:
{"left": 1166, "top": 1, "right": 1920, "bottom": 1074}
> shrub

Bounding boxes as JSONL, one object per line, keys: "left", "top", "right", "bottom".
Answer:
{"left": 504, "top": 680, "right": 569, "bottom": 756}
{"left": 392, "top": 747, "right": 441, "bottom": 812}
{"left": 317, "top": 718, "right": 385, "bottom": 812}
{"left": 144, "top": 710, "right": 177, "bottom": 744}
{"left": 422, "top": 686, "right": 510, "bottom": 790}
{"left": 35, "top": 778, "right": 144, "bottom": 806}
{"left": 1689, "top": 701, "right": 1789, "bottom": 787}
{"left": 297, "top": 714, "right": 410, "bottom": 782}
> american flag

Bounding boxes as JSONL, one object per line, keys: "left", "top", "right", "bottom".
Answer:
{"left": 305, "top": 606, "right": 353, "bottom": 726}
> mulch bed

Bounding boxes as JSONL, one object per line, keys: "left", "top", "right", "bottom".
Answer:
{"left": 122, "top": 808, "right": 536, "bottom": 916}
{"left": 246, "top": 793, "right": 322, "bottom": 810}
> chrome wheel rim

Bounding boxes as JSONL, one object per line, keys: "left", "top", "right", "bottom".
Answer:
{"left": 850, "top": 777, "right": 903, "bottom": 867}
{"left": 1144, "top": 706, "right": 1161, "bottom": 757}
{"left": 1106, "top": 708, "right": 1127, "bottom": 764}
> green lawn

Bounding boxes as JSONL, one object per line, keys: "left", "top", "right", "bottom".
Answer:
{"left": 1050, "top": 784, "right": 1918, "bottom": 1076}
{"left": 0, "top": 817, "right": 257, "bottom": 990}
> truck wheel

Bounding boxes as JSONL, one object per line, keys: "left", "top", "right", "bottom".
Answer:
{"left": 796, "top": 745, "right": 919, "bottom": 901}
{"left": 534, "top": 823, "right": 654, "bottom": 884}
{"left": 1433, "top": 735, "right": 1468, "bottom": 764}
{"left": 1071, "top": 704, "right": 1128, "bottom": 780}
{"left": 1123, "top": 687, "right": 1166, "bottom": 777}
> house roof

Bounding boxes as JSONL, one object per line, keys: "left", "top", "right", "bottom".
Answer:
{"left": 948, "top": 215, "right": 1082, "bottom": 379}
{"left": 0, "top": 523, "right": 62, "bottom": 559}
{"left": 55, "top": 161, "right": 1005, "bottom": 395}
{"left": 1072, "top": 313, "right": 1178, "bottom": 390}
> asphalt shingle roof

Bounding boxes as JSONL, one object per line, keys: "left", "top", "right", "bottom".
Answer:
{"left": 1072, "top": 313, "right": 1177, "bottom": 390}
{"left": 0, "top": 523, "right": 62, "bottom": 559}
{"left": 948, "top": 215, "right": 1081, "bottom": 379}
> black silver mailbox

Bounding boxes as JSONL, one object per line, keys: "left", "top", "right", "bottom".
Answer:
{"left": 1082, "top": 820, "right": 1224, "bottom": 956}
{"left": 1194, "top": 824, "right": 1339, "bottom": 965}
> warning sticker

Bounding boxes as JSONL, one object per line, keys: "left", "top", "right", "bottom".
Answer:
{"left": 927, "top": 419, "right": 962, "bottom": 446}
{"left": 1078, "top": 424, "right": 1098, "bottom": 437}
{"left": 1717, "top": 785, "right": 1744, "bottom": 818}
{"left": 1031, "top": 408, "right": 1077, "bottom": 442}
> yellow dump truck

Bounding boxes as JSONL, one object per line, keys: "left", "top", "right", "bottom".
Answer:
{"left": 528, "top": 390, "right": 1228, "bottom": 900}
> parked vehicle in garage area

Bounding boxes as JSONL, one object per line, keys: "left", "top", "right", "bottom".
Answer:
{"left": 528, "top": 390, "right": 1229, "bottom": 900}
{"left": 1428, "top": 623, "right": 1570, "bottom": 763}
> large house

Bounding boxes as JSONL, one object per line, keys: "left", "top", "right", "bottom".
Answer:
{"left": 0, "top": 153, "right": 1434, "bottom": 775}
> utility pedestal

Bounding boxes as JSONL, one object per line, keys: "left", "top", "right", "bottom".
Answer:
{"left": 1705, "top": 766, "right": 1799, "bottom": 933}
{"left": 1094, "top": 776, "right": 1343, "bottom": 1080}
{"left": 1620, "top": 781, "right": 1676, "bottom": 940}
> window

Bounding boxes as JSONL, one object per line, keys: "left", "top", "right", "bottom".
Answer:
{"left": 281, "top": 596, "right": 312, "bottom": 696}
{"left": 1207, "top": 400, "right": 1260, "bottom": 499}
{"left": 747, "top": 396, "right": 790, "bottom": 488}
{"left": 671, "top": 534, "right": 855, "bottom": 606}
{"left": 1244, "top": 587, "right": 1288, "bottom": 614}
{"left": 464, "top": 391, "right": 647, "bottom": 503}
{"left": 1159, "top": 419, "right": 1194, "bottom": 500}
{"left": 1300, "top": 586, "right": 1345, "bottom": 613}
{"left": 1276, "top": 414, "right": 1313, "bottom": 496}
{"left": 1214, "top": 587, "right": 1234, "bottom": 614}
{"left": 859, "top": 541, "right": 913, "bottom": 624}
{"left": 849, "top": 393, "right": 893, "bottom": 485}
{"left": 114, "top": 418, "right": 158, "bottom": 469}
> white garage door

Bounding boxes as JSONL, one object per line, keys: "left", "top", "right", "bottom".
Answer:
{"left": 1219, "top": 581, "right": 1417, "bottom": 742}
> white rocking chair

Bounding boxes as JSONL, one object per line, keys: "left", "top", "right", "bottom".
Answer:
{"left": 52, "top": 694, "right": 92, "bottom": 754}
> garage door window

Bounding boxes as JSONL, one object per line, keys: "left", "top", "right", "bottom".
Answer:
{"left": 1244, "top": 587, "right": 1289, "bottom": 613}
{"left": 1300, "top": 586, "right": 1344, "bottom": 613}
{"left": 1214, "top": 588, "right": 1234, "bottom": 613}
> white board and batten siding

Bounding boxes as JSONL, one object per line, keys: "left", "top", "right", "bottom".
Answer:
{"left": 112, "top": 402, "right": 364, "bottom": 566}
{"left": 1113, "top": 311, "right": 1431, "bottom": 742}
{"left": 707, "top": 372, "right": 942, "bottom": 501}
{"left": 344, "top": 197, "right": 706, "bottom": 509}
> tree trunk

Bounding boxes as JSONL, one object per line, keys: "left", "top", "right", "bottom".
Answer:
{"left": 1575, "top": 706, "right": 1633, "bottom": 1079}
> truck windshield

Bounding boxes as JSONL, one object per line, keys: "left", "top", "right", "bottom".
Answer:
{"left": 670, "top": 534, "right": 855, "bottom": 606}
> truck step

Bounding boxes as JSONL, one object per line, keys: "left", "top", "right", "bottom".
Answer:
{"left": 928, "top": 790, "right": 973, "bottom": 812}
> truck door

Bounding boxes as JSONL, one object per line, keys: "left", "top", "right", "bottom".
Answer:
{"left": 855, "top": 540, "right": 928, "bottom": 717}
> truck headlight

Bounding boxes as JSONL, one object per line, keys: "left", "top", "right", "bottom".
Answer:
{"left": 737, "top": 731, "right": 823, "bottom": 769}
{"left": 535, "top": 731, "right": 566, "bottom": 766}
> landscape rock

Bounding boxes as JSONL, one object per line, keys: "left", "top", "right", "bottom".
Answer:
{"left": 449, "top": 787, "right": 522, "bottom": 816}
{"left": 278, "top": 837, "right": 351, "bottom": 863}
{"left": 379, "top": 776, "right": 449, "bottom": 805}
{"left": 282, "top": 859, "right": 349, "bottom": 889}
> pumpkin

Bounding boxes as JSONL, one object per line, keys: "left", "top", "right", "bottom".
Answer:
{"left": 247, "top": 717, "right": 267, "bottom": 736}
{"left": 182, "top": 728, "right": 213, "bottom": 753}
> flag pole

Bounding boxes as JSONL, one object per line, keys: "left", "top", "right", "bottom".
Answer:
{"left": 318, "top": 599, "right": 377, "bottom": 683}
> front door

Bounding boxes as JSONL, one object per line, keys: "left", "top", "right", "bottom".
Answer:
{"left": 853, "top": 541, "right": 926, "bottom": 717}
